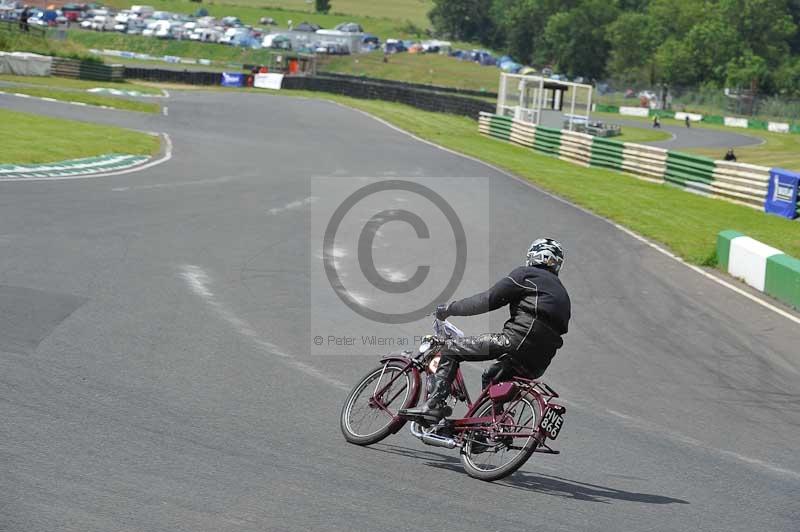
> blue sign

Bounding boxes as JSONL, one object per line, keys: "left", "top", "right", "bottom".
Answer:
{"left": 221, "top": 72, "right": 244, "bottom": 87}
{"left": 765, "top": 168, "right": 799, "bottom": 219}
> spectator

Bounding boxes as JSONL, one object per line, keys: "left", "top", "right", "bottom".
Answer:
{"left": 19, "top": 5, "right": 30, "bottom": 32}
{"left": 724, "top": 148, "right": 737, "bottom": 162}
{"left": 685, "top": 115, "right": 691, "bottom": 128}
{"left": 652, "top": 115, "right": 661, "bottom": 128}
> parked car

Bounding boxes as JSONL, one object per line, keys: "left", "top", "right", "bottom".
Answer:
{"left": 384, "top": 38, "right": 406, "bottom": 53}
{"left": 125, "top": 18, "right": 146, "bottom": 34}
{"left": 130, "top": 5, "right": 154, "bottom": 18}
{"left": 90, "top": 14, "right": 115, "bottom": 31}
{"left": 334, "top": 21, "right": 362, "bottom": 32}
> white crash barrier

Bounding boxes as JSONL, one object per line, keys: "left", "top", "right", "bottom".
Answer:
{"left": 0, "top": 51, "right": 53, "bottom": 76}
{"left": 768, "top": 122, "right": 790, "bottom": 133}
{"left": 724, "top": 117, "right": 749, "bottom": 128}
{"left": 728, "top": 236, "right": 783, "bottom": 291}
{"left": 619, "top": 106, "right": 650, "bottom": 117}
{"left": 254, "top": 73, "right": 284, "bottom": 90}
{"left": 674, "top": 112, "right": 703, "bottom": 121}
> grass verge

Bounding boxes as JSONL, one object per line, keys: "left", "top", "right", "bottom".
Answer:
{"left": 595, "top": 111, "right": 800, "bottom": 171}
{"left": 0, "top": 74, "right": 163, "bottom": 94}
{"left": 0, "top": 108, "right": 159, "bottom": 163}
{"left": 320, "top": 51, "right": 500, "bottom": 92}
{"left": 271, "top": 90, "right": 800, "bottom": 261}
{"left": 614, "top": 126, "right": 672, "bottom": 143}
{"left": 1, "top": 86, "right": 160, "bottom": 112}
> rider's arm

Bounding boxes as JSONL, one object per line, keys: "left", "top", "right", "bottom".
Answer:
{"left": 445, "top": 270, "right": 527, "bottom": 317}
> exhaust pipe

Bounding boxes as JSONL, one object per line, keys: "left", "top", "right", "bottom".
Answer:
{"left": 409, "top": 422, "right": 458, "bottom": 449}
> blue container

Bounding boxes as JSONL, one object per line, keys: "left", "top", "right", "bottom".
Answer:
{"left": 765, "top": 168, "right": 799, "bottom": 219}
{"left": 221, "top": 72, "right": 244, "bottom": 87}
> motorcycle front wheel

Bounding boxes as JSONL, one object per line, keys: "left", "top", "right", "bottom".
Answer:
{"left": 340, "top": 361, "right": 417, "bottom": 446}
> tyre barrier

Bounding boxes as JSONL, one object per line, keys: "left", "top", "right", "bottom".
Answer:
{"left": 478, "top": 112, "right": 791, "bottom": 213}
{"left": 51, "top": 57, "right": 123, "bottom": 82}
{"left": 121, "top": 68, "right": 495, "bottom": 117}
{"left": 717, "top": 231, "right": 800, "bottom": 310}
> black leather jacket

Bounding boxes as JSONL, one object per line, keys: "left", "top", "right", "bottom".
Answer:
{"left": 445, "top": 265, "right": 571, "bottom": 352}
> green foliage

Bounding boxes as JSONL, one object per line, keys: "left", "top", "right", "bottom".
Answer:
{"left": 428, "top": 0, "right": 495, "bottom": 43}
{"left": 315, "top": 0, "right": 331, "bottom": 14}
{"left": 428, "top": 0, "right": 800, "bottom": 96}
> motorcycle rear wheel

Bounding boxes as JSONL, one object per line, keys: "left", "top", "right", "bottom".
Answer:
{"left": 460, "top": 392, "right": 541, "bottom": 481}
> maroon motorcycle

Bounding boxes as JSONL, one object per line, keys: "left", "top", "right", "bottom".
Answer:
{"left": 340, "top": 319, "right": 566, "bottom": 481}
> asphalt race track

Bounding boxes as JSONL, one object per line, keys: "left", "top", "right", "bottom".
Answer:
{"left": 1, "top": 91, "right": 799, "bottom": 532}
{"left": 539, "top": 110, "right": 762, "bottom": 150}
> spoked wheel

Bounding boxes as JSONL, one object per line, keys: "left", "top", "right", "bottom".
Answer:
{"left": 460, "top": 392, "right": 542, "bottom": 481}
{"left": 340, "top": 362, "right": 417, "bottom": 446}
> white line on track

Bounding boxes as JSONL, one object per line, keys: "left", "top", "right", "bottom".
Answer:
{"left": 604, "top": 408, "right": 800, "bottom": 480}
{"left": 180, "top": 264, "right": 348, "bottom": 391}
{"left": 0, "top": 133, "right": 173, "bottom": 182}
{"left": 162, "top": 89, "right": 170, "bottom": 98}
{"left": 268, "top": 196, "right": 317, "bottom": 215}
{"left": 111, "top": 175, "right": 236, "bottom": 192}
{"left": 336, "top": 102, "right": 800, "bottom": 326}
{"left": 162, "top": 106, "right": 168, "bottom": 116}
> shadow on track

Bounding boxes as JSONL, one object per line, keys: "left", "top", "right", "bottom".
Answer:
{"left": 370, "top": 443, "right": 689, "bottom": 505}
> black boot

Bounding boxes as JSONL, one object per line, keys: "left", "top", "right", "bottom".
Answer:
{"left": 399, "top": 363, "right": 455, "bottom": 422}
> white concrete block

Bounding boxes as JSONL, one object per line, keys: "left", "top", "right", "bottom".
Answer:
{"left": 768, "top": 122, "right": 790, "bottom": 133}
{"left": 674, "top": 112, "right": 703, "bottom": 121}
{"left": 728, "top": 236, "right": 783, "bottom": 291}
{"left": 724, "top": 117, "right": 749, "bottom": 128}
{"left": 619, "top": 106, "right": 650, "bottom": 117}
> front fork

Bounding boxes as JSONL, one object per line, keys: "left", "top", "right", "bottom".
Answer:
{"left": 374, "top": 355, "right": 423, "bottom": 434}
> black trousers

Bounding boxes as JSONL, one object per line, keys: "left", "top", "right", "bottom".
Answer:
{"left": 434, "top": 324, "right": 559, "bottom": 397}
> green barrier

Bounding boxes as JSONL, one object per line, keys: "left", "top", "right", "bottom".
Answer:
{"left": 703, "top": 115, "right": 724, "bottom": 124}
{"left": 533, "top": 126, "right": 561, "bottom": 156}
{"left": 748, "top": 119, "right": 768, "bottom": 130}
{"left": 765, "top": 254, "right": 800, "bottom": 309}
{"left": 716, "top": 230, "right": 744, "bottom": 270}
{"left": 665, "top": 151, "right": 715, "bottom": 189}
{"left": 595, "top": 104, "right": 619, "bottom": 113}
{"left": 791, "top": 124, "right": 800, "bottom": 134}
{"left": 486, "top": 116, "right": 513, "bottom": 141}
{"left": 649, "top": 109, "right": 676, "bottom": 119}
{"left": 589, "top": 137, "right": 623, "bottom": 170}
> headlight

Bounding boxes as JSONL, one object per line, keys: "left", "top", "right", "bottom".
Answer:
{"left": 419, "top": 341, "right": 431, "bottom": 353}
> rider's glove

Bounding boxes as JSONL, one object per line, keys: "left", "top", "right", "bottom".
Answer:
{"left": 435, "top": 303, "right": 450, "bottom": 321}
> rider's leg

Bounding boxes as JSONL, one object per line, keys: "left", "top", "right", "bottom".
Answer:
{"left": 401, "top": 333, "right": 510, "bottom": 421}
{"left": 481, "top": 357, "right": 517, "bottom": 390}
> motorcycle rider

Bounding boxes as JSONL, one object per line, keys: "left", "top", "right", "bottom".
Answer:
{"left": 400, "top": 238, "right": 571, "bottom": 422}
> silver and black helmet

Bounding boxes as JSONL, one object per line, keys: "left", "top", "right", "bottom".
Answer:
{"left": 526, "top": 238, "right": 564, "bottom": 275}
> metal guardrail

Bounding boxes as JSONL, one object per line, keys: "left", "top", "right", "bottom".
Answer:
{"left": 0, "top": 18, "right": 47, "bottom": 38}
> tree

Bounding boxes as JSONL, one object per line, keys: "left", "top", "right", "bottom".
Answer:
{"left": 315, "top": 0, "right": 330, "bottom": 14}
{"left": 726, "top": 51, "right": 769, "bottom": 90}
{"left": 429, "top": 0, "right": 496, "bottom": 43}
{"left": 538, "top": 0, "right": 619, "bottom": 79}
{"left": 606, "top": 12, "right": 660, "bottom": 83}
{"left": 653, "top": 38, "right": 698, "bottom": 86}
{"left": 717, "top": 0, "right": 796, "bottom": 68}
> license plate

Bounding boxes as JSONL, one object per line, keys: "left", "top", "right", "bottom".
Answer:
{"left": 540, "top": 407, "right": 564, "bottom": 439}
